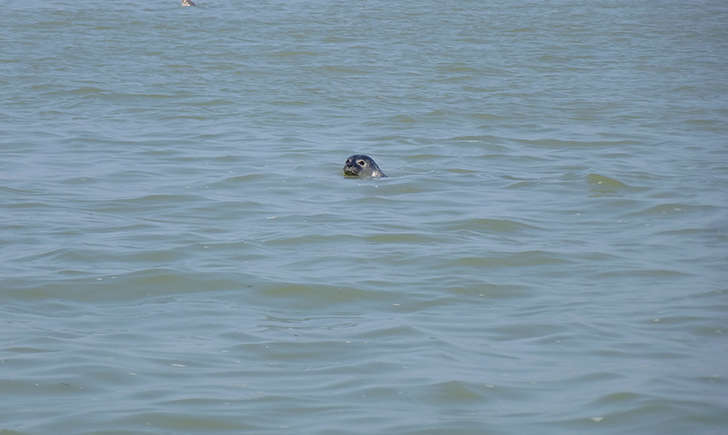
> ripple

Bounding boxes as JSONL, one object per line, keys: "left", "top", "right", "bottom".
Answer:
{"left": 449, "top": 250, "right": 571, "bottom": 268}
{"left": 625, "top": 203, "right": 717, "bottom": 218}
{"left": 445, "top": 282, "right": 531, "bottom": 299}
{"left": 515, "top": 137, "right": 633, "bottom": 148}
{"left": 263, "top": 234, "right": 344, "bottom": 246}
{"left": 257, "top": 282, "right": 398, "bottom": 309}
{"left": 94, "top": 194, "right": 210, "bottom": 214}
{"left": 587, "top": 173, "right": 632, "bottom": 194}
{"left": 594, "top": 268, "right": 691, "bottom": 279}
{"left": 115, "top": 412, "right": 257, "bottom": 432}
{"left": 363, "top": 232, "right": 445, "bottom": 244}
{"left": 1, "top": 269, "right": 256, "bottom": 302}
{"left": 442, "top": 217, "right": 542, "bottom": 233}
{"left": 211, "top": 174, "right": 268, "bottom": 187}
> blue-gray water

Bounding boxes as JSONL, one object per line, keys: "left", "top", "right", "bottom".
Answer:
{"left": 2, "top": 0, "right": 727, "bottom": 433}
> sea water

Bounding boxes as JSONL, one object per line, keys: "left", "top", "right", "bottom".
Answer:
{"left": 1, "top": 0, "right": 727, "bottom": 433}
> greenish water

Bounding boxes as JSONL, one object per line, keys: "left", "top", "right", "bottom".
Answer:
{"left": 1, "top": 0, "right": 727, "bottom": 433}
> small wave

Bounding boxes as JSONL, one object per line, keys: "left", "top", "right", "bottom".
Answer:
{"left": 624, "top": 203, "right": 716, "bottom": 218}
{"left": 515, "top": 137, "right": 634, "bottom": 148}
{"left": 46, "top": 86, "right": 106, "bottom": 97}
{"left": 389, "top": 114, "right": 417, "bottom": 123}
{"left": 2, "top": 269, "right": 255, "bottom": 302}
{"left": 59, "top": 176, "right": 98, "bottom": 185}
{"left": 587, "top": 173, "right": 628, "bottom": 188}
{"left": 270, "top": 50, "right": 319, "bottom": 58}
{"left": 96, "top": 194, "right": 210, "bottom": 212}
{"left": 257, "top": 282, "right": 397, "bottom": 309}
{"left": 449, "top": 250, "right": 569, "bottom": 268}
{"left": 446, "top": 282, "right": 531, "bottom": 299}
{"left": 505, "top": 180, "right": 541, "bottom": 189}
{"left": 263, "top": 234, "right": 345, "bottom": 246}
{"left": 444, "top": 217, "right": 541, "bottom": 233}
{"left": 595, "top": 268, "right": 691, "bottom": 279}
{"left": 363, "top": 232, "right": 444, "bottom": 244}
{"left": 318, "top": 65, "right": 368, "bottom": 74}
{"left": 212, "top": 173, "right": 268, "bottom": 187}
{"left": 351, "top": 324, "right": 425, "bottom": 340}
{"left": 587, "top": 173, "right": 645, "bottom": 195}
{"left": 403, "top": 153, "right": 445, "bottom": 161}
{"left": 445, "top": 168, "right": 479, "bottom": 174}
{"left": 415, "top": 380, "right": 487, "bottom": 403}
{"left": 4, "top": 201, "right": 53, "bottom": 209}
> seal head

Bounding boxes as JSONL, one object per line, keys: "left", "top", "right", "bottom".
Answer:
{"left": 343, "top": 154, "right": 386, "bottom": 178}
{"left": 181, "top": 0, "right": 196, "bottom": 6}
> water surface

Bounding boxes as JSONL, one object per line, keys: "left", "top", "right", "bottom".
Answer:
{"left": 1, "top": 0, "right": 727, "bottom": 433}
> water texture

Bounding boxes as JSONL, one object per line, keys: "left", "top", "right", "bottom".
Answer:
{"left": 1, "top": 0, "right": 727, "bottom": 433}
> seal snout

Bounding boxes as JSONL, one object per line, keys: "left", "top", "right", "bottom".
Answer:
{"left": 343, "top": 158, "right": 360, "bottom": 176}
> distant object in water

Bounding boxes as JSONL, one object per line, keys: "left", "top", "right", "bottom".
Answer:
{"left": 343, "top": 155, "right": 387, "bottom": 178}
{"left": 181, "top": 0, "right": 196, "bottom": 6}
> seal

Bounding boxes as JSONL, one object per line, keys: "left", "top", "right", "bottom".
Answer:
{"left": 181, "top": 0, "right": 196, "bottom": 6}
{"left": 343, "top": 154, "right": 386, "bottom": 178}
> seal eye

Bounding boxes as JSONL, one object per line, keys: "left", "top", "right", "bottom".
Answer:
{"left": 357, "top": 160, "right": 366, "bottom": 166}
